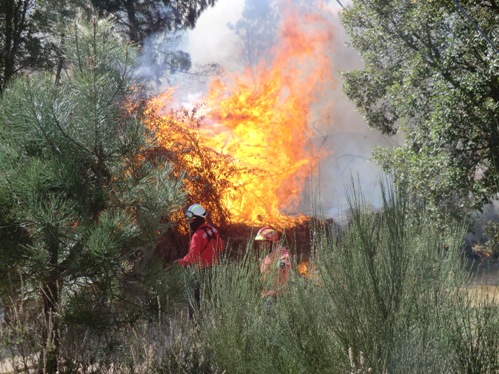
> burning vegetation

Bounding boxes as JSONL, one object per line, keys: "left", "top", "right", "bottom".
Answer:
{"left": 141, "top": 3, "right": 337, "bottom": 261}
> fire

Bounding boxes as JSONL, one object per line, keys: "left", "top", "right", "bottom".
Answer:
{"left": 143, "top": 3, "right": 335, "bottom": 229}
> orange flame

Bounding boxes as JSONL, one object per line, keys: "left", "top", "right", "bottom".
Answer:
{"left": 144, "top": 3, "right": 335, "bottom": 228}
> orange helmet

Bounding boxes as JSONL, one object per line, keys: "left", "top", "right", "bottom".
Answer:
{"left": 255, "top": 227, "right": 278, "bottom": 242}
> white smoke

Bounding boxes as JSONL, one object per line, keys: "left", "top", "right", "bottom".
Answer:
{"left": 182, "top": 0, "right": 244, "bottom": 71}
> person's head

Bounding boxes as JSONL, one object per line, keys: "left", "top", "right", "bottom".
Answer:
{"left": 185, "top": 203, "right": 207, "bottom": 232}
{"left": 254, "top": 227, "right": 278, "bottom": 252}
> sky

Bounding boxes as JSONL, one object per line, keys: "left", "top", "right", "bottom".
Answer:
{"left": 180, "top": 0, "right": 400, "bottom": 219}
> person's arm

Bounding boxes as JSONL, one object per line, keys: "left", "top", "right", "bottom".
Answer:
{"left": 177, "top": 232, "right": 203, "bottom": 266}
{"left": 278, "top": 252, "right": 291, "bottom": 270}
{"left": 272, "top": 251, "right": 291, "bottom": 295}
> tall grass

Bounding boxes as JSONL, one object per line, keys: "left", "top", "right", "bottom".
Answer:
{"left": 1, "top": 184, "right": 497, "bottom": 373}
{"left": 196, "top": 184, "right": 498, "bottom": 373}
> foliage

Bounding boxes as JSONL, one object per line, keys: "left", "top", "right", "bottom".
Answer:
{"left": 0, "top": 0, "right": 219, "bottom": 92}
{"left": 143, "top": 102, "right": 262, "bottom": 229}
{"left": 0, "top": 16, "right": 185, "bottom": 371}
{"left": 193, "top": 183, "right": 498, "bottom": 374}
{"left": 339, "top": 0, "right": 499, "bottom": 220}
{"left": 2, "top": 182, "right": 497, "bottom": 373}
{"left": 89, "top": 0, "right": 218, "bottom": 45}
{"left": 0, "top": 0, "right": 85, "bottom": 91}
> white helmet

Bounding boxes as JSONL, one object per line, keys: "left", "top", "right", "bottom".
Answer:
{"left": 185, "top": 204, "right": 207, "bottom": 220}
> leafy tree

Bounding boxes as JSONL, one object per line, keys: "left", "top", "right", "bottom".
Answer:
{"left": 1, "top": 1, "right": 217, "bottom": 92}
{"left": 89, "top": 1, "right": 222, "bottom": 84}
{"left": 0, "top": 0, "right": 47, "bottom": 91}
{"left": 340, "top": 0, "right": 499, "bottom": 220}
{"left": 90, "top": 0, "right": 218, "bottom": 45}
{"left": 0, "top": 16, "right": 185, "bottom": 372}
{"left": 0, "top": 0, "right": 90, "bottom": 92}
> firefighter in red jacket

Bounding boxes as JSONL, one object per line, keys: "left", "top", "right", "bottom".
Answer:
{"left": 176, "top": 204, "right": 224, "bottom": 317}
{"left": 177, "top": 203, "right": 224, "bottom": 267}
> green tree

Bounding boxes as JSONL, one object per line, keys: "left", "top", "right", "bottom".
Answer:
{"left": 340, "top": 0, "right": 499, "bottom": 219}
{"left": 0, "top": 1, "right": 218, "bottom": 92}
{"left": 90, "top": 0, "right": 218, "bottom": 45}
{"left": 0, "top": 16, "right": 184, "bottom": 372}
{"left": 0, "top": 0, "right": 91, "bottom": 92}
{"left": 90, "top": 0, "right": 221, "bottom": 83}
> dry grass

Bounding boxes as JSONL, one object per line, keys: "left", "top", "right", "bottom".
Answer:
{"left": 464, "top": 285, "right": 499, "bottom": 307}
{"left": 465, "top": 259, "right": 499, "bottom": 306}
{"left": 0, "top": 354, "right": 37, "bottom": 374}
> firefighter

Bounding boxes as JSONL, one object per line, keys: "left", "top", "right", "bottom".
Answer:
{"left": 255, "top": 227, "right": 291, "bottom": 300}
{"left": 177, "top": 204, "right": 224, "bottom": 268}
{"left": 176, "top": 203, "right": 224, "bottom": 317}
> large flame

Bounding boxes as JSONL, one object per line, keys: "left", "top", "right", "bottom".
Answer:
{"left": 143, "top": 2, "right": 335, "bottom": 228}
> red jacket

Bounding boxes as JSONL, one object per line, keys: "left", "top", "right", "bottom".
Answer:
{"left": 177, "top": 223, "right": 224, "bottom": 268}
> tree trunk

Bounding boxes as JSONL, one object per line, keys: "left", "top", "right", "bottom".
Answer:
{"left": 40, "top": 280, "right": 60, "bottom": 374}
{"left": 39, "top": 228, "right": 61, "bottom": 374}
{"left": 0, "top": 0, "right": 29, "bottom": 92}
{"left": 124, "top": 0, "right": 140, "bottom": 45}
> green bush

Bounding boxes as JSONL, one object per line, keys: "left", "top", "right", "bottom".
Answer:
{"left": 194, "top": 184, "right": 498, "bottom": 374}
{"left": 2, "top": 183, "right": 496, "bottom": 373}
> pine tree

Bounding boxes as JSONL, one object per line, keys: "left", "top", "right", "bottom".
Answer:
{"left": 0, "top": 17, "right": 185, "bottom": 372}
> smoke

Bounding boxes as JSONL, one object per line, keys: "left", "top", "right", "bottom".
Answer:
{"left": 305, "top": 7, "right": 402, "bottom": 218}
{"left": 183, "top": 0, "right": 244, "bottom": 71}
{"left": 165, "top": 0, "right": 401, "bottom": 219}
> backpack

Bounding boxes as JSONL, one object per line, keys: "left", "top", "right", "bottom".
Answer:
{"left": 197, "top": 225, "right": 218, "bottom": 254}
